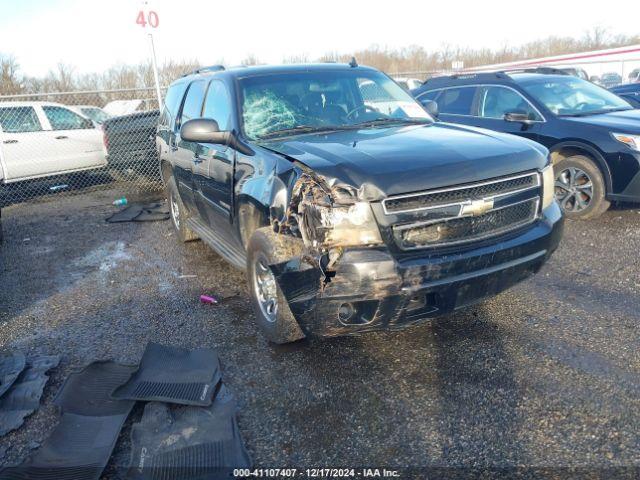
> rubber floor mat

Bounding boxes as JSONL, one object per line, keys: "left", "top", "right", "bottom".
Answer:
{"left": 112, "top": 343, "right": 222, "bottom": 406}
{"left": 0, "top": 355, "right": 60, "bottom": 436}
{"left": 0, "top": 352, "right": 26, "bottom": 398}
{"left": 125, "top": 384, "right": 251, "bottom": 480}
{"left": 106, "top": 202, "right": 170, "bottom": 223}
{"left": 0, "top": 361, "right": 136, "bottom": 480}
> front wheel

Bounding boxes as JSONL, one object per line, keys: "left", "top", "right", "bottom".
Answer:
{"left": 554, "top": 155, "right": 610, "bottom": 219}
{"left": 247, "top": 228, "right": 305, "bottom": 344}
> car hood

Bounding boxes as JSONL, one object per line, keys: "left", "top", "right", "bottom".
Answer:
{"left": 563, "top": 109, "right": 640, "bottom": 132}
{"left": 260, "top": 123, "right": 547, "bottom": 199}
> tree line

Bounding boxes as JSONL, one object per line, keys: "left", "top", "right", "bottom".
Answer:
{"left": 1, "top": 27, "right": 638, "bottom": 96}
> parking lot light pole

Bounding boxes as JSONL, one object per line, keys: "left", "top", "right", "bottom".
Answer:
{"left": 148, "top": 33, "right": 163, "bottom": 110}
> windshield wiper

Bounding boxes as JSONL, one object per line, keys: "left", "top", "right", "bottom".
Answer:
{"left": 560, "top": 107, "right": 633, "bottom": 117}
{"left": 258, "top": 125, "right": 344, "bottom": 139}
{"left": 351, "top": 117, "right": 432, "bottom": 127}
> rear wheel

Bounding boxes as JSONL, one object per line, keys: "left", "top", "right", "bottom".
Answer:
{"left": 554, "top": 155, "right": 610, "bottom": 219}
{"left": 166, "top": 176, "right": 198, "bottom": 242}
{"left": 247, "top": 227, "right": 305, "bottom": 344}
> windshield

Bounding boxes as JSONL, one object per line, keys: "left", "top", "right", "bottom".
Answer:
{"left": 521, "top": 77, "right": 631, "bottom": 116}
{"left": 81, "top": 107, "right": 110, "bottom": 124}
{"left": 239, "top": 70, "right": 432, "bottom": 139}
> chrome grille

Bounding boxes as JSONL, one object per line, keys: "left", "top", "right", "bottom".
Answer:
{"left": 384, "top": 171, "right": 542, "bottom": 250}
{"left": 394, "top": 198, "right": 539, "bottom": 250}
{"left": 383, "top": 172, "right": 539, "bottom": 214}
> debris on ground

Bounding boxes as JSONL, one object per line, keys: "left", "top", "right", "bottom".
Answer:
{"left": 125, "top": 383, "right": 251, "bottom": 480}
{"left": 0, "top": 361, "right": 136, "bottom": 480}
{"left": 106, "top": 202, "right": 169, "bottom": 223}
{"left": 0, "top": 352, "right": 26, "bottom": 398}
{"left": 0, "top": 355, "right": 60, "bottom": 436}
{"left": 200, "top": 294, "right": 219, "bottom": 305}
{"left": 111, "top": 343, "right": 222, "bottom": 406}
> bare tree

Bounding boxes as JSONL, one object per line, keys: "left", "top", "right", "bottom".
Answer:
{"left": 0, "top": 54, "right": 24, "bottom": 95}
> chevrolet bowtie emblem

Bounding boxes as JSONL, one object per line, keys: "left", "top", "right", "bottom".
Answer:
{"left": 461, "top": 198, "right": 494, "bottom": 216}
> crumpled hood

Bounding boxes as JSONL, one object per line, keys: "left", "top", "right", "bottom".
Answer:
{"left": 260, "top": 123, "right": 548, "bottom": 199}
{"left": 563, "top": 109, "right": 640, "bottom": 132}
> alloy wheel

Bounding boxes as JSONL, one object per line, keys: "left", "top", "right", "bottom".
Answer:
{"left": 253, "top": 256, "right": 278, "bottom": 323}
{"left": 555, "top": 167, "right": 593, "bottom": 213}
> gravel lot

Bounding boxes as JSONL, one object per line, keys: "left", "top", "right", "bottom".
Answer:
{"left": 1, "top": 188, "right": 639, "bottom": 478}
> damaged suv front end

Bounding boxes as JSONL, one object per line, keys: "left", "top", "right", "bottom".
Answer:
{"left": 266, "top": 153, "right": 561, "bottom": 338}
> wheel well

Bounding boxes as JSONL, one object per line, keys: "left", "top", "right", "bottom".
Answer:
{"left": 237, "top": 200, "right": 269, "bottom": 249}
{"left": 550, "top": 145, "right": 611, "bottom": 192}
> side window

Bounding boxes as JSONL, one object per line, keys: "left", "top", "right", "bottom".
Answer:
{"left": 161, "top": 82, "right": 189, "bottom": 128}
{"left": 0, "top": 107, "right": 42, "bottom": 133}
{"left": 202, "top": 80, "right": 232, "bottom": 131}
{"left": 436, "top": 87, "right": 476, "bottom": 115}
{"left": 417, "top": 90, "right": 440, "bottom": 103}
{"left": 43, "top": 106, "right": 91, "bottom": 130}
{"left": 478, "top": 86, "right": 541, "bottom": 120}
{"left": 179, "top": 80, "right": 207, "bottom": 126}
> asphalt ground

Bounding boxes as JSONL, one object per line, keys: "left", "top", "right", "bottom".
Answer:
{"left": 0, "top": 188, "right": 639, "bottom": 479}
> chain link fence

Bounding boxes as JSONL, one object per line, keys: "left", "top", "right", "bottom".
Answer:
{"left": 0, "top": 87, "right": 166, "bottom": 208}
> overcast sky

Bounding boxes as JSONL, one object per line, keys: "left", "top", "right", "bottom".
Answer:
{"left": 1, "top": 0, "right": 638, "bottom": 77}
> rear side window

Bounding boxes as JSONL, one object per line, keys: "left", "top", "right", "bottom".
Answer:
{"left": 202, "top": 80, "right": 232, "bottom": 131}
{"left": 179, "top": 80, "right": 207, "bottom": 125}
{"left": 436, "top": 87, "right": 476, "bottom": 115}
{"left": 43, "top": 106, "right": 91, "bottom": 130}
{"left": 0, "top": 106, "right": 42, "bottom": 133}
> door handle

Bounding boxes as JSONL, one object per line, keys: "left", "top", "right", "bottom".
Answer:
{"left": 2, "top": 139, "right": 18, "bottom": 144}
{"left": 54, "top": 135, "right": 68, "bottom": 140}
{"left": 170, "top": 146, "right": 178, "bottom": 152}
{"left": 193, "top": 157, "right": 204, "bottom": 164}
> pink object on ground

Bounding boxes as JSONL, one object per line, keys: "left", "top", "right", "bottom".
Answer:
{"left": 200, "top": 295, "right": 218, "bottom": 305}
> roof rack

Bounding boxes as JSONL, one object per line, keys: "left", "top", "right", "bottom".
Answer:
{"left": 185, "top": 65, "right": 226, "bottom": 76}
{"left": 503, "top": 67, "right": 571, "bottom": 76}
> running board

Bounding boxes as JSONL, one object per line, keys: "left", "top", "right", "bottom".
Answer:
{"left": 186, "top": 217, "right": 247, "bottom": 271}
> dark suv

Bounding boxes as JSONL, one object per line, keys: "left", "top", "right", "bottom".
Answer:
{"left": 157, "top": 63, "right": 563, "bottom": 343}
{"left": 412, "top": 70, "right": 640, "bottom": 219}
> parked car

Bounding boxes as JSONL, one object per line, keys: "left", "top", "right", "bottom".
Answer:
{"left": 412, "top": 70, "right": 640, "bottom": 219}
{"left": 600, "top": 72, "right": 622, "bottom": 88}
{"left": 610, "top": 83, "right": 640, "bottom": 108}
{"left": 102, "top": 110, "right": 160, "bottom": 182}
{"left": 69, "top": 105, "right": 111, "bottom": 125}
{"left": 157, "top": 63, "right": 562, "bottom": 343}
{"left": 393, "top": 77, "right": 423, "bottom": 91}
{"left": 0, "top": 101, "right": 107, "bottom": 240}
{"left": 628, "top": 68, "right": 640, "bottom": 84}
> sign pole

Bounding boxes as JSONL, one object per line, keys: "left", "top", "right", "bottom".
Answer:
{"left": 148, "top": 32, "right": 162, "bottom": 109}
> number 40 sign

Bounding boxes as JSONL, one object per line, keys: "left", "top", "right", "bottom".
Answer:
{"left": 136, "top": 10, "right": 159, "bottom": 28}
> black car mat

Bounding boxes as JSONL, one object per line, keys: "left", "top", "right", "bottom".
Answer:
{"left": 125, "top": 383, "right": 251, "bottom": 480}
{"left": 111, "top": 343, "right": 222, "bottom": 406}
{"left": 0, "top": 361, "right": 136, "bottom": 480}
{"left": 0, "top": 352, "right": 26, "bottom": 398}
{"left": 106, "top": 202, "right": 170, "bottom": 223}
{"left": 0, "top": 355, "right": 60, "bottom": 436}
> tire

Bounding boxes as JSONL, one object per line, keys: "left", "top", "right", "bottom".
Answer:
{"left": 247, "top": 227, "right": 305, "bottom": 344}
{"left": 554, "top": 155, "right": 610, "bottom": 219}
{"left": 166, "top": 176, "right": 199, "bottom": 243}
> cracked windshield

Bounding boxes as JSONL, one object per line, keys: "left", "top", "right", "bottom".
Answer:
{"left": 240, "top": 70, "right": 432, "bottom": 139}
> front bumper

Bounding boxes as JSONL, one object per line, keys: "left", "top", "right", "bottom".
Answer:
{"left": 273, "top": 202, "right": 564, "bottom": 338}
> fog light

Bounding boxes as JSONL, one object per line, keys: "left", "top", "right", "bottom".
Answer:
{"left": 338, "top": 303, "right": 355, "bottom": 322}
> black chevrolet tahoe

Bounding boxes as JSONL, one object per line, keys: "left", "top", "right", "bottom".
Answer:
{"left": 157, "top": 63, "right": 563, "bottom": 344}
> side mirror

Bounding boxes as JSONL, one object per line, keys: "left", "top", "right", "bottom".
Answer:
{"left": 180, "top": 118, "right": 255, "bottom": 156}
{"left": 420, "top": 99, "right": 439, "bottom": 118}
{"left": 180, "top": 118, "right": 224, "bottom": 143}
{"left": 504, "top": 111, "right": 533, "bottom": 124}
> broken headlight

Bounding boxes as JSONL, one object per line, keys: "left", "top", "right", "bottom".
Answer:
{"left": 296, "top": 182, "right": 383, "bottom": 248}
